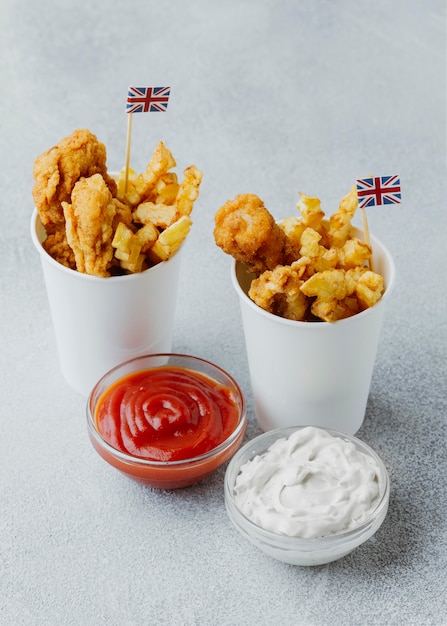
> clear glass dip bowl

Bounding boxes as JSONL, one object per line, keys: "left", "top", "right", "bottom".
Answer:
{"left": 224, "top": 426, "right": 390, "bottom": 566}
{"left": 87, "top": 354, "right": 246, "bottom": 489}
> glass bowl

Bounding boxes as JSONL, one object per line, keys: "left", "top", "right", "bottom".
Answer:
{"left": 87, "top": 354, "right": 246, "bottom": 489}
{"left": 224, "top": 426, "right": 390, "bottom": 566}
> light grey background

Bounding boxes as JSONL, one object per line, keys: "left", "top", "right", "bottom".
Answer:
{"left": 1, "top": 1, "right": 446, "bottom": 624}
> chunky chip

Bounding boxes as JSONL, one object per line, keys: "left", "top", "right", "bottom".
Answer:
{"left": 174, "top": 165, "right": 203, "bottom": 217}
{"left": 154, "top": 172, "right": 179, "bottom": 205}
{"left": 301, "top": 269, "right": 357, "bottom": 301}
{"left": 355, "top": 271, "right": 384, "bottom": 309}
{"left": 135, "top": 222, "right": 159, "bottom": 253}
{"left": 297, "top": 193, "right": 325, "bottom": 230}
{"left": 117, "top": 167, "right": 139, "bottom": 205}
{"left": 132, "top": 141, "right": 177, "bottom": 204}
{"left": 133, "top": 202, "right": 177, "bottom": 229}
{"left": 111, "top": 222, "right": 144, "bottom": 273}
{"left": 112, "top": 221, "right": 134, "bottom": 254}
{"left": 148, "top": 215, "right": 192, "bottom": 263}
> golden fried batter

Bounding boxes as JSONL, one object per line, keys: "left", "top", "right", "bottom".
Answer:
{"left": 214, "top": 194, "right": 292, "bottom": 274}
{"left": 42, "top": 226, "right": 76, "bottom": 270}
{"left": 249, "top": 264, "right": 308, "bottom": 321}
{"left": 32, "top": 129, "right": 117, "bottom": 233}
{"left": 62, "top": 174, "right": 129, "bottom": 277}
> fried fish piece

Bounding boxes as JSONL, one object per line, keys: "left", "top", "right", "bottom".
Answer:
{"left": 214, "top": 194, "right": 293, "bottom": 274}
{"left": 62, "top": 174, "right": 129, "bottom": 277}
{"left": 42, "top": 226, "right": 76, "bottom": 270}
{"left": 32, "top": 129, "right": 117, "bottom": 233}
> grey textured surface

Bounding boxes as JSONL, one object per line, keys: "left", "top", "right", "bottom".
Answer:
{"left": 1, "top": 0, "right": 446, "bottom": 624}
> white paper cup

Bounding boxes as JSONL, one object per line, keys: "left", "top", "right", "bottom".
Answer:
{"left": 232, "top": 227, "right": 395, "bottom": 434}
{"left": 31, "top": 209, "right": 182, "bottom": 396}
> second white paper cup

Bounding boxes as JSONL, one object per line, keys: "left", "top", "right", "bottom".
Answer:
{"left": 232, "top": 227, "right": 395, "bottom": 434}
{"left": 31, "top": 209, "right": 182, "bottom": 396}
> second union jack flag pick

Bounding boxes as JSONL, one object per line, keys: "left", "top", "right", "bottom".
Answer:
{"left": 355, "top": 176, "right": 401, "bottom": 208}
{"left": 126, "top": 86, "right": 171, "bottom": 113}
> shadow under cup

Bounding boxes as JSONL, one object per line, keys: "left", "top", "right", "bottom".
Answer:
{"left": 232, "top": 228, "right": 396, "bottom": 434}
{"left": 31, "top": 209, "right": 182, "bottom": 396}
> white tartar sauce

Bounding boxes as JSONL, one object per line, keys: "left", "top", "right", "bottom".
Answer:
{"left": 233, "top": 426, "right": 381, "bottom": 538}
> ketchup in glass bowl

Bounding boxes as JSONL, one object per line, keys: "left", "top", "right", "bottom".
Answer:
{"left": 87, "top": 354, "right": 246, "bottom": 489}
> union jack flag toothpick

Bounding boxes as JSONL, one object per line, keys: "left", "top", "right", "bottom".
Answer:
{"left": 122, "top": 86, "right": 171, "bottom": 194}
{"left": 355, "top": 176, "right": 402, "bottom": 208}
{"left": 126, "top": 86, "right": 171, "bottom": 113}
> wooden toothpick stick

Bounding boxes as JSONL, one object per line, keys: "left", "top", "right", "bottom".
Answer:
{"left": 360, "top": 206, "right": 374, "bottom": 272}
{"left": 123, "top": 113, "right": 133, "bottom": 195}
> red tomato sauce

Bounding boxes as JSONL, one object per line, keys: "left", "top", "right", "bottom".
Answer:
{"left": 95, "top": 366, "right": 240, "bottom": 462}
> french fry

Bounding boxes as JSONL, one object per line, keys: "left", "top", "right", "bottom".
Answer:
{"left": 116, "top": 167, "right": 140, "bottom": 205}
{"left": 300, "top": 269, "right": 356, "bottom": 301}
{"left": 135, "top": 222, "right": 159, "bottom": 253}
{"left": 297, "top": 193, "right": 325, "bottom": 229}
{"left": 175, "top": 165, "right": 203, "bottom": 217}
{"left": 299, "top": 228, "right": 322, "bottom": 258}
{"left": 148, "top": 215, "right": 192, "bottom": 262}
{"left": 327, "top": 185, "right": 358, "bottom": 248}
{"left": 134, "top": 202, "right": 177, "bottom": 229}
{"left": 280, "top": 216, "right": 307, "bottom": 245}
{"left": 355, "top": 271, "right": 384, "bottom": 309}
{"left": 119, "top": 253, "right": 145, "bottom": 273}
{"left": 338, "top": 237, "right": 372, "bottom": 269}
{"left": 154, "top": 172, "right": 179, "bottom": 205}
{"left": 112, "top": 222, "right": 134, "bottom": 251}
{"left": 134, "top": 141, "right": 176, "bottom": 201}
{"left": 311, "top": 296, "right": 360, "bottom": 322}
{"left": 112, "top": 222, "right": 142, "bottom": 267}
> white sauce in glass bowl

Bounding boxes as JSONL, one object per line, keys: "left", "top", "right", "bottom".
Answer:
{"left": 233, "top": 426, "right": 381, "bottom": 539}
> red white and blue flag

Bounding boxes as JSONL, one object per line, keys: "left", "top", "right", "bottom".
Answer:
{"left": 126, "top": 86, "right": 171, "bottom": 113}
{"left": 356, "top": 175, "right": 401, "bottom": 208}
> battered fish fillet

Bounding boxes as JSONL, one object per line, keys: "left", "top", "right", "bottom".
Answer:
{"left": 62, "top": 174, "right": 131, "bottom": 277}
{"left": 42, "top": 226, "right": 76, "bottom": 270}
{"left": 214, "top": 194, "right": 292, "bottom": 274}
{"left": 32, "top": 129, "right": 117, "bottom": 233}
{"left": 248, "top": 264, "right": 309, "bottom": 321}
